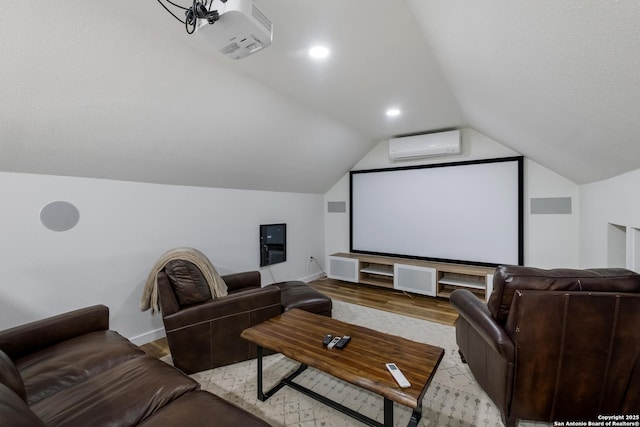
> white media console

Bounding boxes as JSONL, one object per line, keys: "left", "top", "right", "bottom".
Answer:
{"left": 327, "top": 252, "right": 495, "bottom": 301}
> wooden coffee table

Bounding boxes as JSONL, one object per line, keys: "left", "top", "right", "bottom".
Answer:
{"left": 240, "top": 308, "right": 444, "bottom": 427}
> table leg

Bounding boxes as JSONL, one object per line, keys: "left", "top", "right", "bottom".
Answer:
{"left": 254, "top": 344, "right": 419, "bottom": 427}
{"left": 407, "top": 406, "right": 422, "bottom": 427}
{"left": 256, "top": 345, "right": 307, "bottom": 402}
{"left": 257, "top": 345, "right": 265, "bottom": 401}
{"left": 383, "top": 398, "right": 394, "bottom": 426}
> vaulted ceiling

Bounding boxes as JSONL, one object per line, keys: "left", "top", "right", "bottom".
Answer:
{"left": 2, "top": 1, "right": 639, "bottom": 193}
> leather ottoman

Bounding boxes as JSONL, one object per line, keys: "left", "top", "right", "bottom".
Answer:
{"left": 271, "top": 281, "right": 332, "bottom": 317}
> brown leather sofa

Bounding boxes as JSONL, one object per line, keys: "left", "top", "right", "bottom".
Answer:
{"left": 450, "top": 265, "right": 640, "bottom": 427}
{"left": 158, "top": 261, "right": 332, "bottom": 374}
{"left": 0, "top": 305, "right": 271, "bottom": 427}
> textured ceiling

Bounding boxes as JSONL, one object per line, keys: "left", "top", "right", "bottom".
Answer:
{"left": 1, "top": 1, "right": 639, "bottom": 192}
{"left": 407, "top": 0, "right": 640, "bottom": 184}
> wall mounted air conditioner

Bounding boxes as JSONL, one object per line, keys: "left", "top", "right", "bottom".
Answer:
{"left": 388, "top": 130, "right": 461, "bottom": 161}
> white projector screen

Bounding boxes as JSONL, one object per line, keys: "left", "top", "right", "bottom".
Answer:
{"left": 350, "top": 157, "right": 523, "bottom": 266}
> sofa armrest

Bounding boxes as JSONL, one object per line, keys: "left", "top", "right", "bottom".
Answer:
{"left": 450, "top": 289, "right": 514, "bottom": 361}
{"left": 0, "top": 383, "right": 46, "bottom": 427}
{"left": 162, "top": 285, "right": 281, "bottom": 332}
{"left": 222, "top": 271, "right": 261, "bottom": 293}
{"left": 0, "top": 305, "right": 109, "bottom": 360}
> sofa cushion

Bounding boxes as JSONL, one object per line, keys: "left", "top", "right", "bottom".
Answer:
{"left": 271, "top": 281, "right": 332, "bottom": 316}
{"left": 15, "top": 330, "right": 144, "bottom": 405}
{"left": 31, "top": 356, "right": 200, "bottom": 427}
{"left": 488, "top": 265, "right": 640, "bottom": 324}
{"left": 0, "top": 349, "right": 26, "bottom": 402}
{"left": 138, "top": 390, "right": 271, "bottom": 427}
{"left": 165, "top": 260, "right": 212, "bottom": 306}
{"left": 0, "top": 384, "right": 46, "bottom": 427}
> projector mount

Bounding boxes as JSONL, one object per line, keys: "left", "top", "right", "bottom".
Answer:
{"left": 157, "top": 0, "right": 226, "bottom": 34}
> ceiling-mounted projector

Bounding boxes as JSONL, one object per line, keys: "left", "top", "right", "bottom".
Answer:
{"left": 196, "top": 0, "right": 272, "bottom": 59}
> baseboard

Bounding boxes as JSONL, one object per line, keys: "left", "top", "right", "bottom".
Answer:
{"left": 301, "top": 271, "right": 326, "bottom": 283}
{"left": 129, "top": 327, "right": 166, "bottom": 346}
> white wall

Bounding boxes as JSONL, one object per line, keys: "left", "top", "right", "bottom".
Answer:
{"left": 0, "top": 172, "right": 325, "bottom": 344}
{"left": 525, "top": 161, "right": 579, "bottom": 268}
{"left": 325, "top": 128, "right": 580, "bottom": 268}
{"left": 580, "top": 168, "right": 640, "bottom": 270}
{"left": 325, "top": 174, "right": 350, "bottom": 257}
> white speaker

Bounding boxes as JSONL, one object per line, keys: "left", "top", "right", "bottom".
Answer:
{"left": 327, "top": 256, "right": 359, "bottom": 283}
{"left": 393, "top": 264, "right": 436, "bottom": 296}
{"left": 485, "top": 273, "right": 494, "bottom": 302}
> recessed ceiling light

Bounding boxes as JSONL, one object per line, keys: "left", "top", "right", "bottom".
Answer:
{"left": 386, "top": 108, "right": 401, "bottom": 117}
{"left": 309, "top": 46, "right": 330, "bottom": 59}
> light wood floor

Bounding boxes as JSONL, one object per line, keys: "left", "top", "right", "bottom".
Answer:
{"left": 139, "top": 277, "right": 458, "bottom": 358}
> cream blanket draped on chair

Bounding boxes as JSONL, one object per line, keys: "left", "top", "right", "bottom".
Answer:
{"left": 140, "top": 247, "right": 228, "bottom": 314}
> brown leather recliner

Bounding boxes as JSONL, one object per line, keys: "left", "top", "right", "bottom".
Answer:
{"left": 450, "top": 265, "right": 640, "bottom": 427}
{"left": 157, "top": 261, "right": 282, "bottom": 374}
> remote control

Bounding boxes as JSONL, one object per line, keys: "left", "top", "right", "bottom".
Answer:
{"left": 335, "top": 336, "right": 351, "bottom": 349}
{"left": 327, "top": 336, "right": 341, "bottom": 349}
{"left": 386, "top": 363, "right": 411, "bottom": 388}
{"left": 322, "top": 334, "right": 333, "bottom": 346}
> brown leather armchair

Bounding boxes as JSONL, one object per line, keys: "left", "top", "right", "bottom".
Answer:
{"left": 157, "top": 261, "right": 282, "bottom": 374}
{"left": 450, "top": 265, "right": 640, "bottom": 427}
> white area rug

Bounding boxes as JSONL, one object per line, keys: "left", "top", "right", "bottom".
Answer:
{"left": 182, "top": 301, "right": 550, "bottom": 427}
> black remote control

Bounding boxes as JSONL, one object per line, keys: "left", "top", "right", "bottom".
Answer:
{"left": 335, "top": 336, "right": 351, "bottom": 349}
{"left": 322, "top": 334, "right": 333, "bottom": 346}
